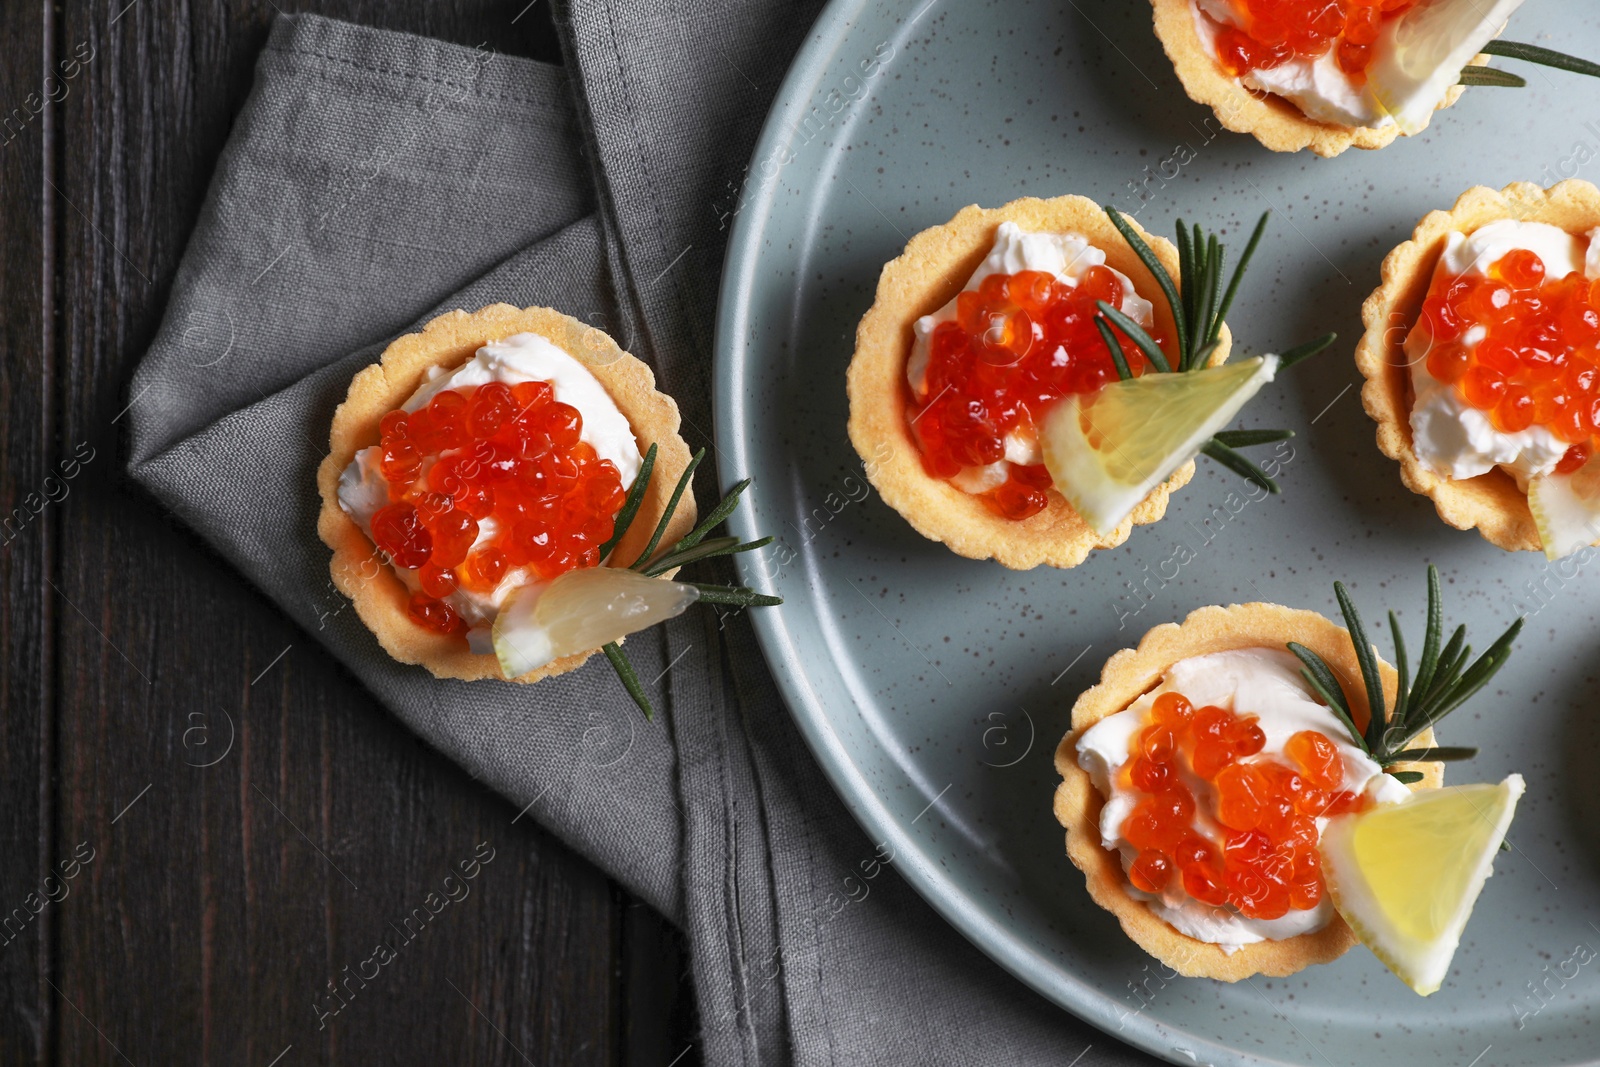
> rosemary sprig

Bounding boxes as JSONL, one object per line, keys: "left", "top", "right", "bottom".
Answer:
{"left": 599, "top": 446, "right": 783, "bottom": 720}
{"left": 682, "top": 583, "right": 783, "bottom": 608}
{"left": 602, "top": 642, "right": 651, "bottom": 718}
{"left": 1098, "top": 302, "right": 1170, "bottom": 373}
{"left": 1457, "top": 39, "right": 1600, "bottom": 89}
{"left": 1211, "top": 428, "right": 1294, "bottom": 448}
{"left": 1200, "top": 439, "right": 1277, "bottom": 494}
{"left": 1094, "top": 316, "right": 1133, "bottom": 382}
{"left": 1287, "top": 565, "right": 1521, "bottom": 783}
{"left": 597, "top": 444, "right": 656, "bottom": 561}
{"left": 1480, "top": 40, "right": 1600, "bottom": 81}
{"left": 643, "top": 535, "right": 775, "bottom": 578}
{"left": 628, "top": 448, "right": 704, "bottom": 568}
{"left": 1098, "top": 206, "right": 1337, "bottom": 493}
{"left": 1457, "top": 66, "right": 1527, "bottom": 88}
{"left": 1278, "top": 333, "right": 1338, "bottom": 370}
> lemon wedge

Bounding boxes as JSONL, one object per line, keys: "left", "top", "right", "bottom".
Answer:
{"left": 1038, "top": 355, "right": 1278, "bottom": 535}
{"left": 1322, "top": 774, "right": 1525, "bottom": 995}
{"left": 1367, "top": 0, "right": 1525, "bottom": 135}
{"left": 492, "top": 567, "right": 699, "bottom": 679}
{"left": 1529, "top": 455, "right": 1600, "bottom": 561}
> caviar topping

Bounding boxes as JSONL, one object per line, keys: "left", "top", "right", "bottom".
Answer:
{"left": 1210, "top": 0, "right": 1419, "bottom": 83}
{"left": 1418, "top": 246, "right": 1600, "bottom": 457}
{"left": 910, "top": 266, "right": 1158, "bottom": 520}
{"left": 368, "top": 380, "right": 627, "bottom": 635}
{"left": 1119, "top": 690, "right": 1366, "bottom": 919}
{"left": 906, "top": 207, "right": 1337, "bottom": 527}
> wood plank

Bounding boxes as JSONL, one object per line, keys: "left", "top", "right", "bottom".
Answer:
{"left": 44, "top": 1, "right": 643, "bottom": 1064}
{"left": 0, "top": 1, "right": 54, "bottom": 1063}
{"left": 622, "top": 900, "right": 699, "bottom": 1067}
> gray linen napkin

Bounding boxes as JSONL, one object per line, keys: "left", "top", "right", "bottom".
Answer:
{"left": 129, "top": 9, "right": 1152, "bottom": 1065}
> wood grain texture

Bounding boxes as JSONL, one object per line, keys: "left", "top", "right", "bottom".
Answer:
{"left": 4, "top": 1, "right": 698, "bottom": 1064}
{"left": 0, "top": 1, "right": 52, "bottom": 1063}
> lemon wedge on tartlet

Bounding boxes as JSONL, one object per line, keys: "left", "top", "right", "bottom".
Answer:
{"left": 493, "top": 567, "right": 700, "bottom": 680}
{"left": 1040, "top": 355, "right": 1278, "bottom": 535}
{"left": 1529, "top": 453, "right": 1600, "bottom": 561}
{"left": 1321, "top": 774, "right": 1525, "bottom": 995}
{"left": 1369, "top": 0, "right": 1525, "bottom": 135}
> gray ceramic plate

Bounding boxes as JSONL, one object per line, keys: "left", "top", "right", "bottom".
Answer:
{"left": 714, "top": 2, "right": 1600, "bottom": 1064}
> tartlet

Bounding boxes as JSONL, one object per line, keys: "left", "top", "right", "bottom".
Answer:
{"left": 1053, "top": 601, "right": 1441, "bottom": 981}
{"left": 1356, "top": 179, "right": 1600, "bottom": 554}
{"left": 316, "top": 304, "right": 695, "bottom": 682}
{"left": 1149, "top": 0, "right": 1485, "bottom": 159}
{"left": 847, "top": 194, "right": 1230, "bottom": 570}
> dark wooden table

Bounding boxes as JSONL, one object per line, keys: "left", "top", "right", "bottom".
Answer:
{"left": 0, "top": 2, "right": 700, "bottom": 1063}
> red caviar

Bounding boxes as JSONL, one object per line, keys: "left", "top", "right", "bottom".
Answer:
{"left": 1117, "top": 690, "right": 1367, "bottom": 920}
{"left": 368, "top": 380, "right": 627, "bottom": 635}
{"left": 909, "top": 267, "right": 1163, "bottom": 520}
{"left": 1418, "top": 248, "right": 1600, "bottom": 464}
{"left": 1210, "top": 0, "right": 1418, "bottom": 83}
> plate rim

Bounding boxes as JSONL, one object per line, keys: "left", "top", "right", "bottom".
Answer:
{"left": 709, "top": 2, "right": 1256, "bottom": 1063}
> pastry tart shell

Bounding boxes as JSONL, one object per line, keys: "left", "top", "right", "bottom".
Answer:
{"left": 1356, "top": 180, "right": 1600, "bottom": 554}
{"left": 316, "top": 304, "right": 696, "bottom": 683}
{"left": 846, "top": 194, "right": 1230, "bottom": 571}
{"left": 1052, "top": 601, "right": 1442, "bottom": 981}
{"left": 1149, "top": 0, "right": 1483, "bottom": 159}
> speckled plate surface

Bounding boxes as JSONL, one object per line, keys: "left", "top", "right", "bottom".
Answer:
{"left": 713, "top": 2, "right": 1600, "bottom": 1064}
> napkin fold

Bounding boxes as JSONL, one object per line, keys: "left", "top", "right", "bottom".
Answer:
{"left": 128, "top": 7, "right": 1153, "bottom": 1065}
